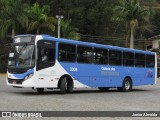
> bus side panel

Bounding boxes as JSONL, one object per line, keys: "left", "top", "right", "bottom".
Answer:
{"left": 60, "top": 63, "right": 124, "bottom": 88}
{"left": 60, "top": 62, "right": 156, "bottom": 88}
{"left": 129, "top": 67, "right": 156, "bottom": 86}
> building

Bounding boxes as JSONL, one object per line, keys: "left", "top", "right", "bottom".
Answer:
{"left": 146, "top": 35, "right": 160, "bottom": 77}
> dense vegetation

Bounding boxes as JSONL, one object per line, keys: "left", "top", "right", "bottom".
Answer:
{"left": 0, "top": 0, "right": 160, "bottom": 72}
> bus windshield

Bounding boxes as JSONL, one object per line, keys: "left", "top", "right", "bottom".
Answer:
{"left": 8, "top": 44, "right": 35, "bottom": 68}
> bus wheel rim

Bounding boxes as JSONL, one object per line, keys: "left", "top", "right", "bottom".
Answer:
{"left": 125, "top": 81, "right": 130, "bottom": 90}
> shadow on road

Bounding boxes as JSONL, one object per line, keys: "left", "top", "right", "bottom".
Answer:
{"left": 6, "top": 88, "right": 153, "bottom": 96}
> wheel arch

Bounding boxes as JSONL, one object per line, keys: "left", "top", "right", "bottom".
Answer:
{"left": 58, "top": 74, "right": 73, "bottom": 88}
{"left": 124, "top": 76, "right": 132, "bottom": 84}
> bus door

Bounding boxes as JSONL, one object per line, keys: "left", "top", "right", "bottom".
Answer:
{"left": 35, "top": 40, "right": 55, "bottom": 87}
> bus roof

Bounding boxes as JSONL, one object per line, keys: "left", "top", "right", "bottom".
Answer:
{"left": 16, "top": 34, "right": 155, "bottom": 55}
{"left": 42, "top": 35, "right": 156, "bottom": 55}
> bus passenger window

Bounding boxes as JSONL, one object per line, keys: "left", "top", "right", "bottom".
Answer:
{"left": 123, "top": 52, "right": 134, "bottom": 66}
{"left": 109, "top": 50, "right": 122, "bottom": 65}
{"left": 135, "top": 53, "right": 145, "bottom": 67}
{"left": 58, "top": 43, "right": 76, "bottom": 62}
{"left": 146, "top": 55, "right": 155, "bottom": 68}
{"left": 77, "top": 46, "right": 92, "bottom": 63}
{"left": 94, "top": 48, "right": 108, "bottom": 64}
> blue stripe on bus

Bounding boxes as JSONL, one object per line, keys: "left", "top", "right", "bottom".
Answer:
{"left": 13, "top": 68, "right": 34, "bottom": 79}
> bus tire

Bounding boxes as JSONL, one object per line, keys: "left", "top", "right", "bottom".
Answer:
{"left": 60, "top": 77, "right": 67, "bottom": 94}
{"left": 37, "top": 88, "right": 44, "bottom": 93}
{"left": 67, "top": 83, "right": 73, "bottom": 93}
{"left": 98, "top": 87, "right": 110, "bottom": 91}
{"left": 121, "top": 78, "right": 132, "bottom": 92}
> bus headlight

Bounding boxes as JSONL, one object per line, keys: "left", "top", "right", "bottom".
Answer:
{"left": 24, "top": 74, "right": 33, "bottom": 80}
{"left": 29, "top": 74, "right": 33, "bottom": 78}
{"left": 24, "top": 76, "right": 29, "bottom": 80}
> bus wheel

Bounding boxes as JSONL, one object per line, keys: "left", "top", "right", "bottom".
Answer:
{"left": 120, "top": 78, "right": 132, "bottom": 92}
{"left": 37, "top": 88, "right": 44, "bottom": 93}
{"left": 98, "top": 87, "right": 110, "bottom": 91}
{"left": 67, "top": 83, "right": 73, "bottom": 93}
{"left": 60, "top": 77, "right": 67, "bottom": 94}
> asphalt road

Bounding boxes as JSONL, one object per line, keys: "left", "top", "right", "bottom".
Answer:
{"left": 0, "top": 75, "right": 160, "bottom": 120}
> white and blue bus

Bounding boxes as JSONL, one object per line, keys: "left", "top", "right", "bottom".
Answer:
{"left": 6, "top": 34, "right": 157, "bottom": 94}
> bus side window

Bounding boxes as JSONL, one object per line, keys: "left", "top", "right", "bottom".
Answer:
{"left": 94, "top": 48, "right": 108, "bottom": 64}
{"left": 40, "top": 48, "right": 48, "bottom": 62}
{"left": 36, "top": 40, "right": 55, "bottom": 71}
{"left": 38, "top": 47, "right": 55, "bottom": 63}
{"left": 77, "top": 46, "right": 92, "bottom": 63}
{"left": 123, "top": 52, "right": 134, "bottom": 66}
{"left": 47, "top": 49, "right": 55, "bottom": 62}
{"left": 135, "top": 53, "right": 145, "bottom": 67}
{"left": 109, "top": 50, "right": 122, "bottom": 66}
{"left": 58, "top": 43, "right": 76, "bottom": 62}
{"left": 146, "top": 55, "right": 155, "bottom": 68}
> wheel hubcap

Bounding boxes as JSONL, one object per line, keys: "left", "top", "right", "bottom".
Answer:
{"left": 125, "top": 81, "right": 130, "bottom": 90}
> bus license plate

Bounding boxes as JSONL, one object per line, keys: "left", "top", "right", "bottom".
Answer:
{"left": 12, "top": 81, "right": 17, "bottom": 84}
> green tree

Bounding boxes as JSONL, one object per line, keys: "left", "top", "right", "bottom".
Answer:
{"left": 61, "top": 19, "right": 80, "bottom": 40}
{"left": 114, "top": 0, "right": 152, "bottom": 48}
{"left": 27, "top": 2, "right": 56, "bottom": 34}
{"left": 0, "top": 0, "right": 28, "bottom": 38}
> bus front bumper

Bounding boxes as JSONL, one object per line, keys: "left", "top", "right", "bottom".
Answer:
{"left": 6, "top": 77, "right": 34, "bottom": 88}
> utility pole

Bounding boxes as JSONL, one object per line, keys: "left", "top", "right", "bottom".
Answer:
{"left": 56, "top": 15, "right": 63, "bottom": 38}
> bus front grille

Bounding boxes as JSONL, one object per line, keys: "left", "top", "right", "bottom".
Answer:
{"left": 8, "top": 78, "right": 24, "bottom": 84}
